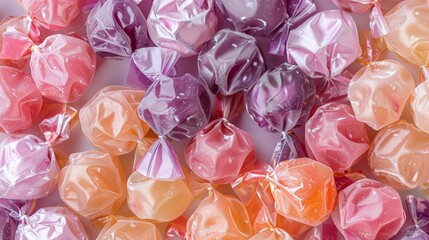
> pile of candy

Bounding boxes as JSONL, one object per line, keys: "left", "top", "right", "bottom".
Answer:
{"left": 1, "top": 0, "right": 429, "bottom": 239}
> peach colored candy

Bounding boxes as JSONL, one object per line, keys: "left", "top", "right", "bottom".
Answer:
{"left": 18, "top": 0, "right": 81, "bottom": 30}
{"left": 58, "top": 150, "right": 126, "bottom": 220}
{"left": 0, "top": 66, "right": 43, "bottom": 134}
{"left": 305, "top": 103, "right": 370, "bottom": 172}
{"left": 332, "top": 179, "right": 406, "bottom": 240}
{"left": 127, "top": 171, "right": 193, "bottom": 222}
{"left": 250, "top": 228, "right": 293, "bottom": 240}
{"left": 30, "top": 34, "right": 97, "bottom": 103}
{"left": 80, "top": 86, "right": 149, "bottom": 156}
{"left": 187, "top": 190, "right": 253, "bottom": 240}
{"left": 270, "top": 158, "right": 337, "bottom": 226}
{"left": 369, "top": 120, "right": 429, "bottom": 190}
{"left": 348, "top": 60, "right": 415, "bottom": 130}
{"left": 411, "top": 81, "right": 429, "bottom": 134}
{"left": 97, "top": 216, "right": 162, "bottom": 240}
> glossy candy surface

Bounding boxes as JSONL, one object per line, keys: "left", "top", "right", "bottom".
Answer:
{"left": 332, "top": 179, "right": 406, "bottom": 240}
{"left": 147, "top": 0, "right": 218, "bottom": 57}
{"left": 97, "top": 216, "right": 162, "bottom": 240}
{"left": 58, "top": 150, "right": 127, "bottom": 220}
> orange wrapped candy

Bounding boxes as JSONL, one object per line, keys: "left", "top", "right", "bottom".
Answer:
{"left": 80, "top": 86, "right": 149, "bottom": 156}
{"left": 369, "top": 120, "right": 429, "bottom": 190}
{"left": 97, "top": 216, "right": 162, "bottom": 240}
{"left": 58, "top": 150, "right": 127, "bottom": 219}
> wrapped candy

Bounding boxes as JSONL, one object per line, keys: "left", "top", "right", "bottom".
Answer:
{"left": 287, "top": 10, "right": 361, "bottom": 104}
{"left": 0, "top": 104, "right": 77, "bottom": 200}
{"left": 246, "top": 63, "right": 315, "bottom": 166}
{"left": 304, "top": 222, "right": 342, "bottom": 240}
{"left": 147, "top": 0, "right": 218, "bottom": 57}
{"left": 393, "top": 195, "right": 429, "bottom": 239}
{"left": 331, "top": 0, "right": 389, "bottom": 38}
{"left": 368, "top": 120, "right": 429, "bottom": 190}
{"left": 305, "top": 103, "right": 370, "bottom": 172}
{"left": 0, "top": 66, "right": 43, "bottom": 134}
{"left": 384, "top": 0, "right": 429, "bottom": 134}
{"left": 348, "top": 59, "right": 415, "bottom": 131}
{"left": 0, "top": 199, "right": 87, "bottom": 239}
{"left": 185, "top": 29, "right": 262, "bottom": 184}
{"left": 16, "top": 0, "right": 81, "bottom": 30}
{"left": 58, "top": 150, "right": 127, "bottom": 220}
{"left": 79, "top": 86, "right": 149, "bottom": 156}
{"left": 96, "top": 216, "right": 162, "bottom": 240}
{"left": 197, "top": 29, "right": 265, "bottom": 95}
{"left": 0, "top": 199, "right": 35, "bottom": 240}
{"left": 86, "top": 0, "right": 149, "bottom": 58}
{"left": 0, "top": 27, "right": 96, "bottom": 103}
{"left": 233, "top": 158, "right": 337, "bottom": 229}
{"left": 332, "top": 179, "right": 406, "bottom": 240}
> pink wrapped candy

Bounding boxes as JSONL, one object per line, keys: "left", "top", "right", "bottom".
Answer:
{"left": 17, "top": 0, "right": 81, "bottom": 30}
{"left": 287, "top": 10, "right": 361, "bottom": 104}
{"left": 332, "top": 179, "right": 406, "bottom": 240}
{"left": 16, "top": 207, "right": 88, "bottom": 240}
{"left": 305, "top": 103, "right": 370, "bottom": 172}
{"left": 0, "top": 66, "right": 43, "bottom": 134}
{"left": 0, "top": 105, "right": 77, "bottom": 200}
{"left": 348, "top": 60, "right": 415, "bottom": 130}
{"left": 147, "top": 0, "right": 218, "bottom": 57}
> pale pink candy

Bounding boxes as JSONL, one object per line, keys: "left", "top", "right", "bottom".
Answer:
{"left": 411, "top": 81, "right": 429, "bottom": 134}
{"left": 147, "top": 0, "right": 218, "bottom": 57}
{"left": 348, "top": 60, "right": 415, "bottom": 130}
{"left": 332, "top": 179, "right": 406, "bottom": 240}
{"left": 30, "top": 34, "right": 96, "bottom": 103}
{"left": 0, "top": 66, "right": 43, "bottom": 134}
{"left": 305, "top": 103, "right": 370, "bottom": 172}
{"left": 18, "top": 0, "right": 81, "bottom": 30}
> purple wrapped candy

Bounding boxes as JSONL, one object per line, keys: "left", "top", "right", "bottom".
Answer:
{"left": 0, "top": 199, "right": 35, "bottom": 240}
{"left": 215, "top": 0, "right": 288, "bottom": 37}
{"left": 86, "top": 0, "right": 149, "bottom": 58}
{"left": 246, "top": 63, "right": 315, "bottom": 166}
{"left": 128, "top": 47, "right": 179, "bottom": 90}
{"left": 0, "top": 105, "right": 76, "bottom": 200}
{"left": 392, "top": 195, "right": 429, "bottom": 240}
{"left": 287, "top": 10, "right": 361, "bottom": 104}
{"left": 147, "top": 0, "right": 218, "bottom": 57}
{"left": 83, "top": 0, "right": 142, "bottom": 12}
{"left": 15, "top": 207, "right": 88, "bottom": 240}
{"left": 198, "top": 29, "right": 265, "bottom": 95}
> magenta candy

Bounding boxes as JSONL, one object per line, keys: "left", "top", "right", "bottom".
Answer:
{"left": 332, "top": 179, "right": 406, "bottom": 240}
{"left": 305, "top": 103, "right": 370, "bottom": 172}
{"left": 198, "top": 29, "right": 265, "bottom": 95}
{"left": 30, "top": 34, "right": 96, "bottom": 103}
{"left": 287, "top": 10, "right": 361, "bottom": 104}
{"left": 147, "top": 0, "right": 218, "bottom": 57}
{"left": 86, "top": 0, "right": 149, "bottom": 58}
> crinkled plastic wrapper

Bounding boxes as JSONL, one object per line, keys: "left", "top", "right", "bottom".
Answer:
{"left": 16, "top": 207, "right": 88, "bottom": 240}
{"left": 245, "top": 63, "right": 315, "bottom": 164}
{"left": 187, "top": 190, "right": 253, "bottom": 240}
{"left": 86, "top": 0, "right": 149, "bottom": 58}
{"left": 198, "top": 29, "right": 265, "bottom": 95}
{"left": 96, "top": 216, "right": 162, "bottom": 240}
{"left": 0, "top": 66, "right": 43, "bottom": 134}
{"left": 80, "top": 86, "right": 148, "bottom": 156}
{"left": 0, "top": 199, "right": 35, "bottom": 240}
{"left": 306, "top": 103, "right": 370, "bottom": 172}
{"left": 287, "top": 10, "right": 361, "bottom": 104}
{"left": 332, "top": 179, "right": 406, "bottom": 240}
{"left": 411, "top": 81, "right": 429, "bottom": 134}
{"left": 215, "top": 0, "right": 287, "bottom": 37}
{"left": 147, "top": 0, "right": 218, "bottom": 57}
{"left": 0, "top": 135, "right": 57, "bottom": 200}
{"left": 369, "top": 121, "right": 429, "bottom": 190}
{"left": 392, "top": 195, "right": 429, "bottom": 239}
{"left": 17, "top": 0, "right": 81, "bottom": 30}
{"left": 127, "top": 170, "right": 193, "bottom": 222}
{"left": 58, "top": 150, "right": 127, "bottom": 220}
{"left": 30, "top": 34, "right": 97, "bottom": 103}
{"left": 348, "top": 60, "right": 415, "bottom": 131}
